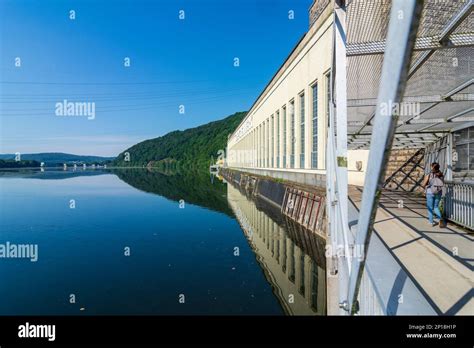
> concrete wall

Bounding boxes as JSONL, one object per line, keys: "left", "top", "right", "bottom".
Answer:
{"left": 226, "top": 166, "right": 327, "bottom": 188}
{"left": 227, "top": 3, "right": 333, "bottom": 172}
{"left": 347, "top": 149, "right": 369, "bottom": 187}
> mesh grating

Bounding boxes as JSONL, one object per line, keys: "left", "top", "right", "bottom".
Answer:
{"left": 346, "top": 0, "right": 473, "bottom": 149}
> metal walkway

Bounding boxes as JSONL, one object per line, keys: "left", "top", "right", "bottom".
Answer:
{"left": 349, "top": 187, "right": 473, "bottom": 315}
{"left": 325, "top": 0, "right": 473, "bottom": 315}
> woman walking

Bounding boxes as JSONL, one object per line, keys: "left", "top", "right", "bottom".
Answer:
{"left": 422, "top": 162, "right": 445, "bottom": 227}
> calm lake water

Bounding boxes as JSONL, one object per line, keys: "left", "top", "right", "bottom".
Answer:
{"left": 0, "top": 169, "right": 326, "bottom": 315}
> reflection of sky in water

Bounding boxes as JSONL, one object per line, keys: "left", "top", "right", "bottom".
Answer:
{"left": 0, "top": 170, "right": 284, "bottom": 315}
{"left": 1, "top": 173, "right": 143, "bottom": 196}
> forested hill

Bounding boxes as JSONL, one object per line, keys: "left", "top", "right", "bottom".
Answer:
{"left": 113, "top": 111, "right": 247, "bottom": 169}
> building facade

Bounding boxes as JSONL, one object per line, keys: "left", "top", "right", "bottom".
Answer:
{"left": 226, "top": 1, "right": 335, "bottom": 179}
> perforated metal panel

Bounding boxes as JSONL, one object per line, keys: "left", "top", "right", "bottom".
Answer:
{"left": 346, "top": 0, "right": 474, "bottom": 149}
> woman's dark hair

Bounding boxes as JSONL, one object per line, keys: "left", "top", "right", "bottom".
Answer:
{"left": 430, "top": 162, "right": 443, "bottom": 178}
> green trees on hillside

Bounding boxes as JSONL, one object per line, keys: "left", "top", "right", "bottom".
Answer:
{"left": 113, "top": 111, "right": 246, "bottom": 170}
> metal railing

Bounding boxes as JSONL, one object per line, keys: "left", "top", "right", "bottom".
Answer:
{"left": 357, "top": 265, "right": 385, "bottom": 315}
{"left": 444, "top": 181, "right": 474, "bottom": 230}
{"left": 326, "top": 122, "right": 355, "bottom": 314}
{"left": 327, "top": 119, "right": 388, "bottom": 315}
{"left": 326, "top": 0, "right": 425, "bottom": 315}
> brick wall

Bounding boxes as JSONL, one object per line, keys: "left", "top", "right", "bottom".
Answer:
{"left": 384, "top": 148, "right": 425, "bottom": 193}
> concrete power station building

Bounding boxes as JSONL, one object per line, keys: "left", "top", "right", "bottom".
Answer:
{"left": 226, "top": 0, "right": 368, "bottom": 187}
{"left": 224, "top": 0, "right": 473, "bottom": 315}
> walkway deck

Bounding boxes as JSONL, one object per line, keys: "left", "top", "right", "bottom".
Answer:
{"left": 349, "top": 188, "right": 473, "bottom": 315}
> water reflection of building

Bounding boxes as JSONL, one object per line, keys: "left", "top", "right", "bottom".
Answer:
{"left": 227, "top": 184, "right": 326, "bottom": 315}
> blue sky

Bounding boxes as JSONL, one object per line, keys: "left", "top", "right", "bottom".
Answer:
{"left": 1, "top": 0, "right": 312, "bottom": 156}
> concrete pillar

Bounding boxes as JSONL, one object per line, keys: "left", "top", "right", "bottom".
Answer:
{"left": 296, "top": 95, "right": 302, "bottom": 169}
{"left": 254, "top": 129, "right": 257, "bottom": 167}
{"left": 290, "top": 100, "right": 296, "bottom": 168}
{"left": 271, "top": 114, "right": 275, "bottom": 168}
{"left": 266, "top": 119, "right": 270, "bottom": 168}
{"left": 260, "top": 122, "right": 262, "bottom": 168}
{"left": 276, "top": 110, "right": 281, "bottom": 168}
{"left": 281, "top": 105, "right": 288, "bottom": 168}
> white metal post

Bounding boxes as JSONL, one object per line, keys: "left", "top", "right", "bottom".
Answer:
{"left": 325, "top": 0, "right": 352, "bottom": 314}
{"left": 326, "top": 2, "right": 338, "bottom": 311}
{"left": 345, "top": 0, "right": 424, "bottom": 314}
{"left": 334, "top": 0, "right": 348, "bottom": 228}
{"left": 446, "top": 133, "right": 453, "bottom": 181}
{"left": 334, "top": 0, "right": 351, "bottom": 313}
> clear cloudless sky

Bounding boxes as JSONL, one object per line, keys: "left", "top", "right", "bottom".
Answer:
{"left": 0, "top": 0, "right": 313, "bottom": 156}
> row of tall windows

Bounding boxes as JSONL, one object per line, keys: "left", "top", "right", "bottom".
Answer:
{"left": 249, "top": 71, "right": 330, "bottom": 170}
